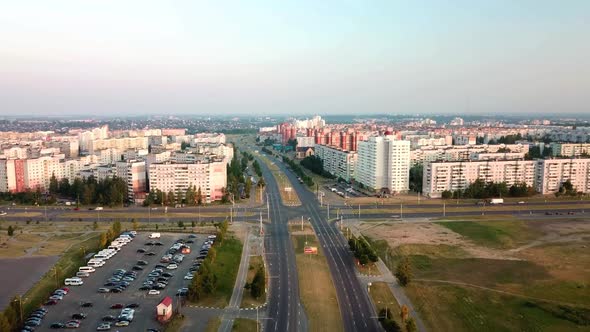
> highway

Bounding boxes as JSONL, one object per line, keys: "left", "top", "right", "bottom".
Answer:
{"left": 269, "top": 159, "right": 382, "bottom": 332}
{"left": 257, "top": 157, "right": 307, "bottom": 332}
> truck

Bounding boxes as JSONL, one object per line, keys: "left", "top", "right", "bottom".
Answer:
{"left": 149, "top": 233, "right": 161, "bottom": 239}
{"left": 489, "top": 198, "right": 504, "bottom": 205}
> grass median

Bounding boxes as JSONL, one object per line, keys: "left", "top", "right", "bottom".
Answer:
{"left": 369, "top": 282, "right": 403, "bottom": 328}
{"left": 240, "top": 255, "right": 266, "bottom": 308}
{"left": 232, "top": 318, "right": 259, "bottom": 332}
{"left": 290, "top": 232, "right": 343, "bottom": 332}
{"left": 258, "top": 154, "right": 301, "bottom": 206}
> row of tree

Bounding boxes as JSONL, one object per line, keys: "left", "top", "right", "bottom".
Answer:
{"left": 51, "top": 175, "right": 127, "bottom": 206}
{"left": 188, "top": 219, "right": 229, "bottom": 301}
{"left": 245, "top": 264, "right": 265, "bottom": 299}
{"left": 300, "top": 155, "right": 336, "bottom": 179}
{"left": 348, "top": 237, "right": 378, "bottom": 265}
{"left": 377, "top": 307, "right": 417, "bottom": 332}
{"left": 283, "top": 156, "right": 315, "bottom": 186}
{"left": 142, "top": 186, "right": 204, "bottom": 206}
{"left": 441, "top": 179, "right": 535, "bottom": 199}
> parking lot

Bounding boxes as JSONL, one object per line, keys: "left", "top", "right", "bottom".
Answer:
{"left": 35, "top": 232, "right": 208, "bottom": 331}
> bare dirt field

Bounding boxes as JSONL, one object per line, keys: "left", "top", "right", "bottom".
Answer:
{"left": 359, "top": 217, "right": 590, "bottom": 331}
{"left": 0, "top": 256, "right": 59, "bottom": 310}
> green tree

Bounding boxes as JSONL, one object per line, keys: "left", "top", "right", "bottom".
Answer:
{"left": 99, "top": 233, "right": 108, "bottom": 248}
{"left": 250, "top": 266, "right": 265, "bottom": 299}
{"left": 405, "top": 317, "right": 417, "bottom": 332}
{"left": 196, "top": 186, "right": 203, "bottom": 205}
{"left": 7, "top": 225, "right": 14, "bottom": 236}
{"left": 409, "top": 164, "right": 423, "bottom": 193}
{"left": 112, "top": 220, "right": 122, "bottom": 235}
{"left": 49, "top": 173, "right": 59, "bottom": 195}
{"left": 93, "top": 221, "right": 98, "bottom": 230}
{"left": 395, "top": 257, "right": 413, "bottom": 286}
{"left": 185, "top": 185, "right": 196, "bottom": 206}
{"left": 0, "top": 312, "right": 11, "bottom": 332}
{"left": 177, "top": 221, "right": 184, "bottom": 228}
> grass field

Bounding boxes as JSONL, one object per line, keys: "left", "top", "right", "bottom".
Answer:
{"left": 204, "top": 317, "right": 221, "bottom": 332}
{"left": 258, "top": 154, "right": 301, "bottom": 206}
{"left": 368, "top": 282, "right": 403, "bottom": 327}
{"left": 194, "top": 237, "right": 243, "bottom": 307}
{"left": 291, "top": 233, "right": 343, "bottom": 332}
{"left": 240, "top": 255, "right": 266, "bottom": 308}
{"left": 362, "top": 218, "right": 590, "bottom": 331}
{"left": 232, "top": 318, "right": 259, "bottom": 332}
{"left": 437, "top": 219, "right": 543, "bottom": 249}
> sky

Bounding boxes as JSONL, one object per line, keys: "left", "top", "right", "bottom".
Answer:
{"left": 0, "top": 0, "right": 589, "bottom": 117}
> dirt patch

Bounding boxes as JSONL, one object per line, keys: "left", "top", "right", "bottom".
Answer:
{"left": 359, "top": 222, "right": 516, "bottom": 260}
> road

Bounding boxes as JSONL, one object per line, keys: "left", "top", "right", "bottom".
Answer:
{"left": 257, "top": 157, "right": 307, "bottom": 332}
{"left": 271, "top": 159, "right": 382, "bottom": 332}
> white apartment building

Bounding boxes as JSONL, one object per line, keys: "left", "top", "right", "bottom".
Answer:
{"left": 88, "top": 137, "right": 148, "bottom": 154}
{"left": 536, "top": 159, "right": 590, "bottom": 194}
{"left": 423, "top": 160, "right": 537, "bottom": 198}
{"left": 550, "top": 143, "right": 590, "bottom": 157}
{"left": 148, "top": 160, "right": 227, "bottom": 203}
{"left": 296, "top": 136, "right": 315, "bottom": 148}
{"left": 314, "top": 144, "right": 357, "bottom": 181}
{"left": 411, "top": 144, "right": 530, "bottom": 165}
{"left": 356, "top": 136, "right": 410, "bottom": 193}
{"left": 193, "top": 133, "right": 226, "bottom": 145}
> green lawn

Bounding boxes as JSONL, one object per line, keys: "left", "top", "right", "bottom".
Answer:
{"left": 232, "top": 318, "right": 259, "bottom": 332}
{"left": 195, "top": 237, "right": 243, "bottom": 307}
{"left": 437, "top": 220, "right": 542, "bottom": 249}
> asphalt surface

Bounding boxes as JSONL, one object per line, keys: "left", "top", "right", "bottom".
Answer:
{"left": 34, "top": 232, "right": 207, "bottom": 332}
{"left": 272, "top": 158, "right": 382, "bottom": 332}
{"left": 257, "top": 156, "right": 307, "bottom": 332}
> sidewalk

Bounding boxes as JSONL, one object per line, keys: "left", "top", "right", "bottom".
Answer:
{"left": 349, "top": 224, "right": 428, "bottom": 332}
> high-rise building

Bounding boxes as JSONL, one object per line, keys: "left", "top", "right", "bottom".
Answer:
{"left": 116, "top": 160, "right": 147, "bottom": 201}
{"left": 314, "top": 144, "right": 357, "bottom": 181}
{"left": 356, "top": 136, "right": 410, "bottom": 193}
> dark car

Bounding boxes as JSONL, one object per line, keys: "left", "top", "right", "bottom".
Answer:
{"left": 126, "top": 303, "right": 140, "bottom": 308}
{"left": 132, "top": 266, "right": 144, "bottom": 271}
{"left": 139, "top": 285, "right": 151, "bottom": 291}
{"left": 71, "top": 313, "right": 87, "bottom": 319}
{"left": 80, "top": 302, "right": 93, "bottom": 308}
{"left": 110, "top": 303, "right": 124, "bottom": 309}
{"left": 137, "top": 260, "right": 148, "bottom": 266}
{"left": 110, "top": 288, "right": 123, "bottom": 293}
{"left": 161, "top": 272, "right": 173, "bottom": 278}
{"left": 50, "top": 322, "right": 66, "bottom": 329}
{"left": 145, "top": 252, "right": 156, "bottom": 256}
{"left": 145, "top": 241, "right": 155, "bottom": 246}
{"left": 102, "top": 315, "right": 117, "bottom": 322}
{"left": 186, "top": 240, "right": 194, "bottom": 244}
{"left": 154, "top": 242, "right": 164, "bottom": 246}
{"left": 137, "top": 248, "right": 146, "bottom": 253}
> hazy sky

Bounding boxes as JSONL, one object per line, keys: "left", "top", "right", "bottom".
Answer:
{"left": 1, "top": 1, "right": 589, "bottom": 116}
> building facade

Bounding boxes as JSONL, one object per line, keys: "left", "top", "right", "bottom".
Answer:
{"left": 314, "top": 144, "right": 357, "bottom": 181}
{"left": 356, "top": 136, "right": 410, "bottom": 193}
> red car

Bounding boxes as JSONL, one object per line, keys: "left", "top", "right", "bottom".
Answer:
{"left": 61, "top": 287, "right": 70, "bottom": 293}
{"left": 45, "top": 299, "right": 58, "bottom": 305}
{"left": 110, "top": 303, "right": 124, "bottom": 309}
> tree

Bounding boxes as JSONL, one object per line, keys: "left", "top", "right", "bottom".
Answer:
{"left": 93, "top": 221, "right": 98, "bottom": 230}
{"left": 112, "top": 220, "right": 121, "bottom": 236}
{"left": 167, "top": 190, "right": 176, "bottom": 206}
{"left": 7, "top": 225, "right": 14, "bottom": 236}
{"left": 409, "top": 164, "right": 423, "bottom": 193}
{"left": 196, "top": 186, "right": 203, "bottom": 206}
{"left": 405, "top": 317, "right": 417, "bottom": 332}
{"left": 181, "top": 141, "right": 190, "bottom": 150}
{"left": 99, "top": 233, "right": 108, "bottom": 248}
{"left": 49, "top": 173, "right": 59, "bottom": 194}
{"left": 395, "top": 257, "right": 413, "bottom": 286}
{"left": 177, "top": 221, "right": 184, "bottom": 228}
{"left": 185, "top": 185, "right": 196, "bottom": 206}
{"left": 0, "top": 312, "right": 11, "bottom": 332}
{"left": 250, "top": 266, "right": 265, "bottom": 299}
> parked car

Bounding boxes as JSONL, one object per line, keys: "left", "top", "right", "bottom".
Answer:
{"left": 96, "top": 322, "right": 111, "bottom": 331}
{"left": 71, "top": 313, "right": 87, "bottom": 320}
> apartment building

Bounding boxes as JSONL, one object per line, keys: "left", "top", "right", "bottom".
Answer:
{"left": 423, "top": 158, "right": 590, "bottom": 197}
{"left": 193, "top": 133, "right": 226, "bottom": 145}
{"left": 116, "top": 160, "right": 147, "bottom": 200}
{"left": 314, "top": 144, "right": 357, "bottom": 181}
{"left": 536, "top": 159, "right": 590, "bottom": 194}
{"left": 356, "top": 136, "right": 410, "bottom": 193}
{"left": 411, "top": 144, "right": 530, "bottom": 165}
{"left": 423, "top": 160, "right": 537, "bottom": 198}
{"left": 88, "top": 137, "right": 148, "bottom": 154}
{"left": 550, "top": 143, "right": 590, "bottom": 157}
{"left": 148, "top": 159, "right": 227, "bottom": 203}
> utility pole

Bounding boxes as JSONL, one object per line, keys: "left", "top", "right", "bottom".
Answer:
{"left": 358, "top": 204, "right": 361, "bottom": 220}
{"left": 327, "top": 203, "right": 330, "bottom": 219}
{"left": 44, "top": 206, "right": 47, "bottom": 222}
{"left": 400, "top": 203, "right": 403, "bottom": 219}
{"left": 266, "top": 194, "right": 270, "bottom": 222}
{"left": 230, "top": 207, "right": 233, "bottom": 223}
{"left": 301, "top": 215, "right": 304, "bottom": 231}
{"left": 443, "top": 202, "right": 446, "bottom": 217}
{"left": 259, "top": 211, "right": 263, "bottom": 236}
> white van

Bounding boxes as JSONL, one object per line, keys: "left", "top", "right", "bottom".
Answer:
{"left": 79, "top": 266, "right": 96, "bottom": 273}
{"left": 149, "top": 233, "right": 161, "bottom": 239}
{"left": 65, "top": 277, "right": 83, "bottom": 286}
{"left": 88, "top": 261, "right": 104, "bottom": 268}
{"left": 76, "top": 271, "right": 90, "bottom": 278}
{"left": 95, "top": 206, "right": 103, "bottom": 210}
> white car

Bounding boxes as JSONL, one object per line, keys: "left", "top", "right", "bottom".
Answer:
{"left": 166, "top": 264, "right": 178, "bottom": 270}
{"left": 184, "top": 274, "right": 193, "bottom": 280}
{"left": 148, "top": 289, "right": 160, "bottom": 295}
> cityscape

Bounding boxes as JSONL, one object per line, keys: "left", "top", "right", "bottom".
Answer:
{"left": 1, "top": 2, "right": 590, "bottom": 332}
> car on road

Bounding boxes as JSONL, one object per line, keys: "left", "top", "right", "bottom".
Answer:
{"left": 176, "top": 288, "right": 188, "bottom": 296}
{"left": 518, "top": 201, "right": 526, "bottom": 204}
{"left": 96, "top": 322, "right": 111, "bottom": 330}
{"left": 148, "top": 289, "right": 160, "bottom": 295}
